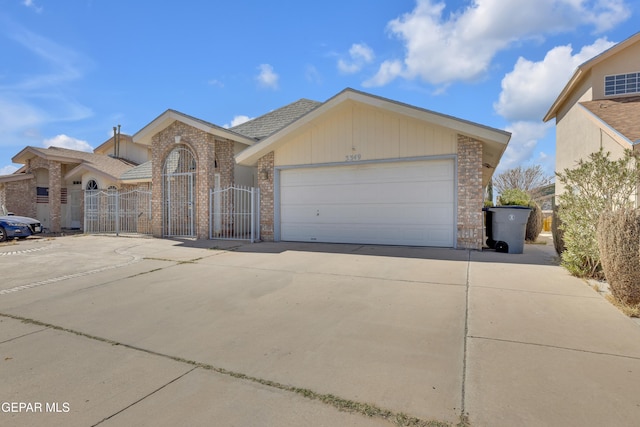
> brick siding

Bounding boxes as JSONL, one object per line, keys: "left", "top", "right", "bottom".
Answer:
{"left": 151, "top": 121, "right": 234, "bottom": 239}
{"left": 257, "top": 152, "right": 275, "bottom": 241}
{"left": 457, "top": 135, "right": 484, "bottom": 250}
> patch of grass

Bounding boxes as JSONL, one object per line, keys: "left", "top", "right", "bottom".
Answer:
{"left": 605, "top": 294, "right": 640, "bottom": 317}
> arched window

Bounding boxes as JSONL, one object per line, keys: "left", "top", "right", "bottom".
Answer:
{"left": 86, "top": 180, "right": 98, "bottom": 191}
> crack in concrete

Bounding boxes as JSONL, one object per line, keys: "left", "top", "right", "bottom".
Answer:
{"left": 468, "top": 335, "right": 640, "bottom": 361}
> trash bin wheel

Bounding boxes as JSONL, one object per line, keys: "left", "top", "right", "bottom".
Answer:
{"left": 495, "top": 241, "right": 509, "bottom": 253}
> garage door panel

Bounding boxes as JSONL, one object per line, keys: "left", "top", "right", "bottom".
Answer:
{"left": 282, "top": 180, "right": 453, "bottom": 205}
{"left": 280, "top": 160, "right": 455, "bottom": 247}
{"left": 281, "top": 223, "right": 452, "bottom": 247}
{"left": 282, "top": 204, "right": 453, "bottom": 225}
{"left": 281, "top": 161, "right": 453, "bottom": 187}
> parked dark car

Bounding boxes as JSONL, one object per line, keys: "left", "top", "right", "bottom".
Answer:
{"left": 0, "top": 215, "right": 43, "bottom": 242}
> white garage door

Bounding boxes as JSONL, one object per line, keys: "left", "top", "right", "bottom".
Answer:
{"left": 279, "top": 159, "right": 455, "bottom": 247}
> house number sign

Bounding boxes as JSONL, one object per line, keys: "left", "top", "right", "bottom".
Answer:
{"left": 345, "top": 154, "right": 361, "bottom": 162}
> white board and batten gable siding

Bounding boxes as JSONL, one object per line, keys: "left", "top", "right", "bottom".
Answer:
{"left": 274, "top": 100, "right": 457, "bottom": 166}
{"left": 274, "top": 100, "right": 457, "bottom": 247}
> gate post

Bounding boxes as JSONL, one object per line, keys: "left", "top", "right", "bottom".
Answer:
{"left": 115, "top": 191, "right": 120, "bottom": 236}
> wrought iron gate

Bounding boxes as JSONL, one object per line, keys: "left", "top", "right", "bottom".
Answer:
{"left": 84, "top": 189, "right": 152, "bottom": 235}
{"left": 210, "top": 185, "right": 260, "bottom": 242}
{"left": 163, "top": 146, "right": 196, "bottom": 237}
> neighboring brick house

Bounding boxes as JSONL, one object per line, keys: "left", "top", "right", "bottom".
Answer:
{"left": 1, "top": 88, "right": 511, "bottom": 249}
{"left": 544, "top": 32, "right": 640, "bottom": 200}
{"left": 0, "top": 144, "right": 139, "bottom": 232}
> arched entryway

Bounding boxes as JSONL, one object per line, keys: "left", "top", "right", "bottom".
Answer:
{"left": 162, "top": 146, "right": 196, "bottom": 237}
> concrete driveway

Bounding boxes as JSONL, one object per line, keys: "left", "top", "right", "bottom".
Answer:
{"left": 1, "top": 235, "right": 639, "bottom": 426}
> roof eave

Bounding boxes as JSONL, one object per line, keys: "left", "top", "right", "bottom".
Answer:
{"left": 236, "top": 88, "right": 511, "bottom": 166}
{"left": 579, "top": 104, "right": 634, "bottom": 149}
{"left": 0, "top": 173, "right": 35, "bottom": 183}
{"left": 133, "top": 109, "right": 256, "bottom": 147}
{"left": 64, "top": 163, "right": 120, "bottom": 183}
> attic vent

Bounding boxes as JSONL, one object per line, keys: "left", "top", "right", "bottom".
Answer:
{"left": 73, "top": 180, "right": 81, "bottom": 185}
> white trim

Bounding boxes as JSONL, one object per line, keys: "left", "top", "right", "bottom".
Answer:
{"left": 133, "top": 110, "right": 255, "bottom": 147}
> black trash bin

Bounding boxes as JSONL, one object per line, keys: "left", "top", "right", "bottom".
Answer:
{"left": 484, "top": 206, "right": 531, "bottom": 254}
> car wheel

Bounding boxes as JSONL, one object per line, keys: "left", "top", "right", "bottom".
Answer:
{"left": 0, "top": 227, "right": 6, "bottom": 242}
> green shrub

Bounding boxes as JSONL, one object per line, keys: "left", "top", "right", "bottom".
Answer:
{"left": 552, "top": 205, "right": 565, "bottom": 255}
{"left": 525, "top": 202, "right": 543, "bottom": 242}
{"left": 498, "top": 188, "right": 531, "bottom": 206}
{"left": 556, "top": 148, "right": 640, "bottom": 278}
{"left": 597, "top": 208, "right": 640, "bottom": 306}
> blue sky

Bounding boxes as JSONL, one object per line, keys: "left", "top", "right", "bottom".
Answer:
{"left": 0, "top": 0, "right": 637, "bottom": 178}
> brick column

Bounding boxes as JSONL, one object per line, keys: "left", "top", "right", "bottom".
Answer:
{"left": 48, "top": 161, "right": 62, "bottom": 233}
{"left": 257, "top": 152, "right": 275, "bottom": 241}
{"left": 457, "top": 135, "right": 483, "bottom": 250}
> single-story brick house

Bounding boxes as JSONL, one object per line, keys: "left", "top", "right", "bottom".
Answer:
{"left": 1, "top": 88, "right": 510, "bottom": 249}
{"left": 237, "top": 88, "right": 510, "bottom": 249}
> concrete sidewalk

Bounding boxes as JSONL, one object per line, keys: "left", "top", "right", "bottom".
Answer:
{"left": 1, "top": 235, "right": 639, "bottom": 426}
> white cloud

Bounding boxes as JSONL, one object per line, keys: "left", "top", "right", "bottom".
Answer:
{"left": 305, "top": 65, "right": 322, "bottom": 84}
{"left": 256, "top": 64, "right": 279, "bottom": 89}
{"left": 363, "top": 60, "right": 403, "bottom": 87}
{"left": 0, "top": 24, "right": 92, "bottom": 146}
{"left": 494, "top": 38, "right": 615, "bottom": 121}
{"left": 43, "top": 134, "right": 93, "bottom": 152}
{"left": 207, "top": 79, "right": 224, "bottom": 88}
{"left": 497, "top": 121, "right": 554, "bottom": 174}
{"left": 223, "top": 115, "right": 253, "bottom": 129}
{"left": 0, "top": 165, "right": 18, "bottom": 175}
{"left": 337, "top": 43, "right": 375, "bottom": 74}
{"left": 22, "top": 0, "right": 43, "bottom": 13}
{"left": 367, "top": 0, "right": 630, "bottom": 87}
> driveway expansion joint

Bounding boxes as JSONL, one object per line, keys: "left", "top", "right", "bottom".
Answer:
{"left": 0, "top": 312, "right": 459, "bottom": 427}
{"left": 90, "top": 366, "right": 199, "bottom": 427}
{"left": 0, "top": 246, "right": 142, "bottom": 296}
{"left": 0, "top": 326, "right": 48, "bottom": 344}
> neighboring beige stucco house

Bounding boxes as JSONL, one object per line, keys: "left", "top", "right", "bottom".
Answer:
{"left": 544, "top": 32, "right": 640, "bottom": 199}
{"left": 1, "top": 88, "right": 511, "bottom": 249}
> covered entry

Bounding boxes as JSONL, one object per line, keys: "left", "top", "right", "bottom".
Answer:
{"left": 278, "top": 159, "right": 455, "bottom": 247}
{"left": 163, "top": 146, "right": 196, "bottom": 237}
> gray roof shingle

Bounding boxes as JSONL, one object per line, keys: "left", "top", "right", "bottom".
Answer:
{"left": 120, "top": 160, "right": 152, "bottom": 181}
{"left": 581, "top": 96, "right": 640, "bottom": 143}
{"left": 24, "top": 146, "right": 137, "bottom": 179}
{"left": 231, "top": 98, "right": 321, "bottom": 139}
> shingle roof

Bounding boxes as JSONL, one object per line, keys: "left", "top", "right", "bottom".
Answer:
{"left": 19, "top": 146, "right": 137, "bottom": 179}
{"left": 231, "top": 98, "right": 321, "bottom": 139}
{"left": 120, "top": 160, "right": 152, "bottom": 181}
{"left": 581, "top": 96, "right": 640, "bottom": 143}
